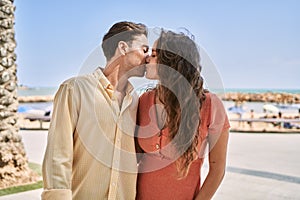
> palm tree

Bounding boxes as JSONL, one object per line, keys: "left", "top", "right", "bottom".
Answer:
{"left": 0, "top": 0, "right": 37, "bottom": 188}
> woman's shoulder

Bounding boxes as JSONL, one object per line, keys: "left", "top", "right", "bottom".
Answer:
{"left": 203, "top": 91, "right": 223, "bottom": 105}
{"left": 201, "top": 92, "right": 226, "bottom": 115}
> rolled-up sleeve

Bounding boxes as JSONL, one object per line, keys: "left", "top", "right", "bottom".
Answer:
{"left": 42, "top": 81, "right": 78, "bottom": 200}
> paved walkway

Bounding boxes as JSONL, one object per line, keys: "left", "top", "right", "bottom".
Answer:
{"left": 1, "top": 131, "right": 300, "bottom": 199}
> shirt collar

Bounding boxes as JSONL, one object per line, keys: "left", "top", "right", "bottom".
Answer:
{"left": 93, "top": 67, "right": 134, "bottom": 95}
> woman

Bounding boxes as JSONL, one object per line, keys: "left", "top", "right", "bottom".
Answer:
{"left": 135, "top": 30, "right": 230, "bottom": 200}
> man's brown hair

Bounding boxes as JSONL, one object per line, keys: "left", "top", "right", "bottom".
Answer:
{"left": 102, "top": 21, "right": 147, "bottom": 61}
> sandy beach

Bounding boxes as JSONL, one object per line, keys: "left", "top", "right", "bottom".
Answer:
{"left": 1, "top": 130, "right": 300, "bottom": 199}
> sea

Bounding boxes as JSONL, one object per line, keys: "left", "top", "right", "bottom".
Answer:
{"left": 17, "top": 87, "right": 300, "bottom": 115}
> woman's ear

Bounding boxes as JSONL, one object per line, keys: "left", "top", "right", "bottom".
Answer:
{"left": 118, "top": 41, "right": 128, "bottom": 56}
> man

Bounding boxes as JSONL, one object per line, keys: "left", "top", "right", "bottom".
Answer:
{"left": 42, "top": 21, "right": 149, "bottom": 200}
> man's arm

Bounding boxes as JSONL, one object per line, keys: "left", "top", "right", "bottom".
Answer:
{"left": 42, "top": 82, "right": 78, "bottom": 200}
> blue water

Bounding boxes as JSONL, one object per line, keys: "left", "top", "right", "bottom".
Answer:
{"left": 17, "top": 87, "right": 58, "bottom": 96}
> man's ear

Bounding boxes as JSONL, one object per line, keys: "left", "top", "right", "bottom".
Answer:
{"left": 118, "top": 41, "right": 128, "bottom": 56}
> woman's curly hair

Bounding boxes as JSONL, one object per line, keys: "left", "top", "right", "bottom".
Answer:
{"left": 156, "top": 30, "right": 206, "bottom": 178}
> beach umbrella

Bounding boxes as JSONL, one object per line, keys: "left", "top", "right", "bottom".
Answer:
{"left": 291, "top": 104, "right": 300, "bottom": 109}
{"left": 17, "top": 105, "right": 33, "bottom": 113}
{"left": 263, "top": 104, "right": 279, "bottom": 113}
{"left": 228, "top": 106, "right": 246, "bottom": 115}
{"left": 17, "top": 105, "right": 47, "bottom": 116}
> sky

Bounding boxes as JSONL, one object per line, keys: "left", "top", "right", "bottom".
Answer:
{"left": 13, "top": 0, "right": 300, "bottom": 89}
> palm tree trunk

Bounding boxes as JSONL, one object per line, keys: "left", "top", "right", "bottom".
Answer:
{"left": 0, "top": 0, "right": 38, "bottom": 188}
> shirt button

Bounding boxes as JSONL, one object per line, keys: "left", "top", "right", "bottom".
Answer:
{"left": 155, "top": 144, "right": 160, "bottom": 149}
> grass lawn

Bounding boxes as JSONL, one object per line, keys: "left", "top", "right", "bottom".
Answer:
{"left": 0, "top": 163, "right": 43, "bottom": 196}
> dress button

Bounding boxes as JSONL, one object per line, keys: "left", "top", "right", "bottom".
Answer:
{"left": 155, "top": 143, "right": 160, "bottom": 149}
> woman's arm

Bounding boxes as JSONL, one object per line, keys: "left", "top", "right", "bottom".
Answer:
{"left": 195, "top": 129, "right": 229, "bottom": 200}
